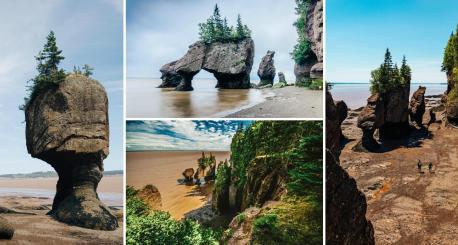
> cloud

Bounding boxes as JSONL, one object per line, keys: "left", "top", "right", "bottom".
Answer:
{"left": 127, "top": 0, "right": 298, "bottom": 81}
{"left": 126, "top": 120, "right": 251, "bottom": 151}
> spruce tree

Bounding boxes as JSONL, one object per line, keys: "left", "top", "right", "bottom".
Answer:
{"left": 400, "top": 56, "right": 411, "bottom": 85}
{"left": 82, "top": 64, "right": 94, "bottom": 77}
{"left": 442, "top": 32, "right": 455, "bottom": 74}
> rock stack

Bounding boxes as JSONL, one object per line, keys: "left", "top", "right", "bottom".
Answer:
{"left": 409, "top": 86, "right": 426, "bottom": 126}
{"left": 137, "top": 184, "right": 162, "bottom": 210}
{"left": 326, "top": 91, "right": 375, "bottom": 244}
{"left": 25, "top": 74, "right": 118, "bottom": 230}
{"left": 159, "top": 38, "right": 255, "bottom": 91}
{"left": 294, "top": 0, "right": 323, "bottom": 81}
{"left": 0, "top": 217, "right": 14, "bottom": 240}
{"left": 257, "top": 50, "right": 276, "bottom": 86}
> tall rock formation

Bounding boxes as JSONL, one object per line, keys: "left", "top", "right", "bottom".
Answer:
{"left": 257, "top": 50, "right": 276, "bottom": 86}
{"left": 356, "top": 94, "right": 385, "bottom": 151}
{"left": 160, "top": 38, "right": 255, "bottom": 91}
{"left": 25, "top": 74, "right": 118, "bottom": 230}
{"left": 379, "top": 84, "right": 410, "bottom": 139}
{"left": 326, "top": 92, "right": 375, "bottom": 244}
{"left": 409, "top": 86, "right": 426, "bottom": 126}
{"left": 158, "top": 60, "right": 181, "bottom": 88}
{"left": 294, "top": 0, "right": 323, "bottom": 81}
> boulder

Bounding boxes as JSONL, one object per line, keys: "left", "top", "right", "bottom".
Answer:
{"left": 409, "top": 86, "right": 426, "bottom": 126}
{"left": 137, "top": 184, "right": 162, "bottom": 210}
{"left": 356, "top": 93, "right": 385, "bottom": 151}
{"left": 0, "top": 216, "right": 14, "bottom": 240}
{"left": 294, "top": 60, "right": 315, "bottom": 82}
{"left": 158, "top": 60, "right": 181, "bottom": 88}
{"left": 170, "top": 38, "right": 255, "bottom": 91}
{"left": 182, "top": 168, "right": 195, "bottom": 182}
{"left": 257, "top": 50, "right": 276, "bottom": 86}
{"left": 25, "top": 74, "right": 117, "bottom": 230}
{"left": 326, "top": 150, "right": 375, "bottom": 245}
{"left": 278, "top": 72, "right": 287, "bottom": 84}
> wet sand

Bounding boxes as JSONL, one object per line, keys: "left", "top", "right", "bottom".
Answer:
{"left": 339, "top": 96, "right": 458, "bottom": 244}
{"left": 226, "top": 86, "right": 323, "bottom": 118}
{"left": 0, "top": 175, "right": 124, "bottom": 244}
{"left": 126, "top": 151, "right": 230, "bottom": 219}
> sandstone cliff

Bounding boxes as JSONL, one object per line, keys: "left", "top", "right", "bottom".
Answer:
{"left": 25, "top": 74, "right": 118, "bottom": 230}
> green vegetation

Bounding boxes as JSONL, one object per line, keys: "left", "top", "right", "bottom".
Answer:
{"left": 21, "top": 31, "right": 94, "bottom": 110}
{"left": 198, "top": 4, "right": 251, "bottom": 44}
{"left": 291, "top": 0, "right": 314, "bottom": 65}
{"left": 296, "top": 78, "right": 323, "bottom": 90}
{"left": 442, "top": 26, "right": 458, "bottom": 76}
{"left": 251, "top": 196, "right": 322, "bottom": 245}
{"left": 370, "top": 49, "right": 411, "bottom": 94}
{"left": 126, "top": 185, "right": 221, "bottom": 245}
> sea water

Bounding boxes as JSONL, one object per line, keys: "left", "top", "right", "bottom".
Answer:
{"left": 330, "top": 83, "right": 447, "bottom": 109}
{"left": 126, "top": 78, "right": 268, "bottom": 118}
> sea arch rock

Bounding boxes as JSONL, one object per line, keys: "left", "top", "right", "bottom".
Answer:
{"left": 25, "top": 74, "right": 118, "bottom": 230}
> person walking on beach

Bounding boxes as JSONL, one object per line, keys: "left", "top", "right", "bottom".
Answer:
{"left": 417, "top": 160, "right": 422, "bottom": 173}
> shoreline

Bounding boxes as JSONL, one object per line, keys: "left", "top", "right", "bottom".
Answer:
{"left": 225, "top": 86, "right": 323, "bottom": 118}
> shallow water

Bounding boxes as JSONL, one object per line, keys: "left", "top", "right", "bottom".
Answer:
{"left": 330, "top": 83, "right": 447, "bottom": 109}
{"left": 0, "top": 187, "right": 122, "bottom": 206}
{"left": 126, "top": 78, "right": 267, "bottom": 118}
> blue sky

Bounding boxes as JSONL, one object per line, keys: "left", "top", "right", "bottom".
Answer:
{"left": 0, "top": 0, "right": 123, "bottom": 174}
{"left": 126, "top": 120, "right": 252, "bottom": 151}
{"left": 127, "top": 0, "right": 298, "bottom": 81}
{"left": 327, "top": 0, "right": 458, "bottom": 83}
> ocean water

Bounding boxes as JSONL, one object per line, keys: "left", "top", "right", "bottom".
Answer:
{"left": 126, "top": 78, "right": 269, "bottom": 118}
{"left": 0, "top": 188, "right": 123, "bottom": 207}
{"left": 330, "top": 83, "right": 447, "bottom": 109}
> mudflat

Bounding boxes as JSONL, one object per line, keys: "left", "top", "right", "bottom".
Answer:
{"left": 127, "top": 151, "right": 230, "bottom": 219}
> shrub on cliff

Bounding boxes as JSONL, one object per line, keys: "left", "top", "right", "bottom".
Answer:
{"left": 370, "top": 49, "right": 411, "bottom": 94}
{"left": 198, "top": 4, "right": 251, "bottom": 44}
{"left": 126, "top": 186, "right": 221, "bottom": 245}
{"left": 292, "top": 0, "right": 313, "bottom": 65}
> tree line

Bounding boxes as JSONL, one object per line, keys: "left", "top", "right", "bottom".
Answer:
{"left": 442, "top": 25, "right": 458, "bottom": 82}
{"left": 370, "top": 48, "right": 411, "bottom": 94}
{"left": 198, "top": 4, "right": 251, "bottom": 44}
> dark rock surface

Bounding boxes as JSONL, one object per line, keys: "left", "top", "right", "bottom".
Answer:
{"left": 326, "top": 150, "right": 375, "bottom": 245}
{"left": 25, "top": 74, "right": 118, "bottom": 230}
{"left": 326, "top": 91, "right": 341, "bottom": 156}
{"left": 336, "top": 100, "right": 348, "bottom": 125}
{"left": 158, "top": 60, "right": 181, "bottom": 88}
{"left": 0, "top": 216, "right": 14, "bottom": 240}
{"left": 379, "top": 85, "right": 410, "bottom": 139}
{"left": 409, "top": 86, "right": 426, "bottom": 126}
{"left": 257, "top": 51, "right": 275, "bottom": 86}
{"left": 165, "top": 38, "right": 254, "bottom": 91}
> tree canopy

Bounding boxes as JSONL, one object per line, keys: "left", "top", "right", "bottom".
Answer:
{"left": 198, "top": 4, "right": 251, "bottom": 44}
{"left": 442, "top": 25, "right": 458, "bottom": 81}
{"left": 21, "top": 31, "right": 95, "bottom": 110}
{"left": 292, "top": 0, "right": 313, "bottom": 65}
{"left": 370, "top": 49, "right": 411, "bottom": 94}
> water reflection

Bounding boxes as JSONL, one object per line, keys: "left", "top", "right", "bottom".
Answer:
{"left": 127, "top": 78, "right": 265, "bottom": 118}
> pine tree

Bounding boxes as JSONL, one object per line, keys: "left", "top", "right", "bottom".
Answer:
{"left": 400, "top": 56, "right": 411, "bottom": 85}
{"left": 82, "top": 64, "right": 94, "bottom": 77}
{"left": 23, "top": 31, "right": 66, "bottom": 109}
{"left": 442, "top": 32, "right": 455, "bottom": 74}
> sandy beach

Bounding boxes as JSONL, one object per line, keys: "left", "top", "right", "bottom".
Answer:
{"left": 127, "top": 151, "right": 230, "bottom": 219}
{"left": 226, "top": 86, "right": 323, "bottom": 118}
{"left": 0, "top": 175, "right": 123, "bottom": 244}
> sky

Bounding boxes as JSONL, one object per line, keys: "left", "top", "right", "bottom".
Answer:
{"left": 126, "top": 120, "right": 252, "bottom": 151}
{"left": 327, "top": 0, "right": 458, "bottom": 83}
{"left": 0, "top": 0, "right": 123, "bottom": 174}
{"left": 127, "top": 0, "right": 298, "bottom": 82}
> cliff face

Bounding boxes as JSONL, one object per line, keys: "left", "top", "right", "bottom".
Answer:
{"left": 159, "top": 38, "right": 254, "bottom": 91}
{"left": 326, "top": 91, "right": 375, "bottom": 244}
{"left": 294, "top": 0, "right": 323, "bottom": 81}
{"left": 25, "top": 74, "right": 117, "bottom": 231}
